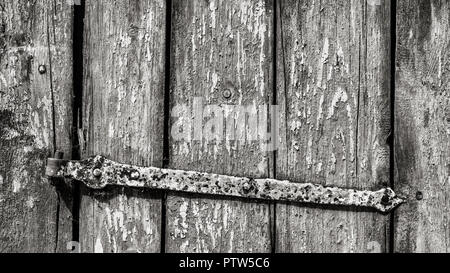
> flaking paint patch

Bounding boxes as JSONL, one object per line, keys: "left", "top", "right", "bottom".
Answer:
{"left": 180, "top": 240, "right": 190, "bottom": 253}
{"left": 117, "top": 195, "right": 129, "bottom": 243}
{"left": 102, "top": 207, "right": 114, "bottom": 251}
{"left": 26, "top": 196, "right": 36, "bottom": 209}
{"left": 256, "top": 0, "right": 267, "bottom": 97}
{"left": 119, "top": 32, "right": 132, "bottom": 48}
{"left": 289, "top": 53, "right": 297, "bottom": 88}
{"left": 257, "top": 158, "right": 267, "bottom": 175}
{"left": 316, "top": 93, "right": 325, "bottom": 130}
{"left": 367, "top": 0, "right": 381, "bottom": 6}
{"left": 346, "top": 103, "right": 356, "bottom": 162}
{"left": 228, "top": 229, "right": 235, "bottom": 253}
{"left": 317, "top": 37, "right": 329, "bottom": 89}
{"left": 211, "top": 72, "right": 219, "bottom": 94}
{"left": 327, "top": 87, "right": 349, "bottom": 119}
{"left": 306, "top": 137, "right": 313, "bottom": 169}
{"left": 316, "top": 162, "right": 323, "bottom": 175}
{"left": 95, "top": 236, "right": 104, "bottom": 253}
{"left": 335, "top": 42, "right": 349, "bottom": 75}
{"left": 210, "top": 1, "right": 217, "bottom": 29}
{"left": 108, "top": 122, "right": 115, "bottom": 138}
{"left": 173, "top": 200, "right": 189, "bottom": 240}
{"left": 12, "top": 169, "right": 28, "bottom": 193}
{"left": 290, "top": 120, "right": 302, "bottom": 132}
{"left": 3, "top": 127, "right": 20, "bottom": 140}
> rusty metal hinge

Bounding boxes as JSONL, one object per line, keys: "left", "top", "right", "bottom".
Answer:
{"left": 45, "top": 153, "right": 405, "bottom": 213}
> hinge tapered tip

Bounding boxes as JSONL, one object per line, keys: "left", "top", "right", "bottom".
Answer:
{"left": 45, "top": 152, "right": 66, "bottom": 179}
{"left": 376, "top": 188, "right": 406, "bottom": 213}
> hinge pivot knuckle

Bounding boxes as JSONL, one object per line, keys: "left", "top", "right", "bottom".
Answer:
{"left": 45, "top": 151, "right": 66, "bottom": 178}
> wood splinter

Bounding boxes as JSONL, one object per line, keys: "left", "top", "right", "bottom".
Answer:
{"left": 46, "top": 154, "right": 405, "bottom": 213}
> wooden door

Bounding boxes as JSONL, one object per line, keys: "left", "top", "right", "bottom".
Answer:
{"left": 77, "top": 0, "right": 394, "bottom": 253}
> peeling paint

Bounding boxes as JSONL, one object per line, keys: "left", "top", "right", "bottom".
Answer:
{"left": 12, "top": 169, "right": 29, "bottom": 193}
{"left": 327, "top": 87, "right": 349, "bottom": 119}
{"left": 173, "top": 200, "right": 189, "bottom": 240}
{"left": 26, "top": 196, "right": 36, "bottom": 209}
{"left": 95, "top": 236, "right": 104, "bottom": 253}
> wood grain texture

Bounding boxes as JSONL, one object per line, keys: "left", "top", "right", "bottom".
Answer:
{"left": 166, "top": 0, "right": 274, "bottom": 253}
{"left": 276, "top": 0, "right": 391, "bottom": 252}
{"left": 80, "top": 0, "right": 166, "bottom": 253}
{"left": 395, "top": 0, "right": 450, "bottom": 253}
{"left": 0, "top": 0, "right": 73, "bottom": 252}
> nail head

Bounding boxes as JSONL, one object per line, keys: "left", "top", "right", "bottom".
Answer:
{"left": 223, "top": 89, "right": 232, "bottom": 99}
{"left": 38, "top": 65, "right": 47, "bottom": 74}
{"left": 416, "top": 191, "right": 423, "bottom": 201}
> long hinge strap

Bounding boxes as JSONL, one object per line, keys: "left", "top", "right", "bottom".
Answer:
{"left": 45, "top": 155, "right": 405, "bottom": 213}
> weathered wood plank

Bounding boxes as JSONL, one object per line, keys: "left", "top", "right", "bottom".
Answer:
{"left": 276, "top": 0, "right": 391, "bottom": 252}
{"left": 0, "top": 0, "right": 73, "bottom": 252}
{"left": 166, "top": 0, "right": 274, "bottom": 253}
{"left": 395, "top": 0, "right": 450, "bottom": 253}
{"left": 80, "top": 0, "right": 166, "bottom": 253}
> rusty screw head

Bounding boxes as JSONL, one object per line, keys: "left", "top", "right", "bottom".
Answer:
{"left": 93, "top": 169, "right": 102, "bottom": 178}
{"left": 381, "top": 194, "right": 390, "bottom": 205}
{"left": 130, "top": 171, "right": 140, "bottom": 180}
{"left": 223, "top": 89, "right": 233, "bottom": 99}
{"left": 38, "top": 65, "right": 47, "bottom": 74}
{"left": 416, "top": 191, "right": 424, "bottom": 201}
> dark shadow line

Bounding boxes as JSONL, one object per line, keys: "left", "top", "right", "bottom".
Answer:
{"left": 161, "top": 0, "right": 173, "bottom": 254}
{"left": 389, "top": 0, "right": 397, "bottom": 254}
{"left": 271, "top": 0, "right": 278, "bottom": 255}
{"left": 45, "top": 2, "right": 59, "bottom": 253}
{"left": 71, "top": 0, "right": 86, "bottom": 246}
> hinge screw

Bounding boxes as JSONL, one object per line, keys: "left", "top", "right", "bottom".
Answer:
{"left": 38, "top": 65, "right": 47, "bottom": 74}
{"left": 223, "top": 89, "right": 233, "bottom": 99}
{"left": 242, "top": 181, "right": 252, "bottom": 193}
{"left": 130, "top": 171, "right": 140, "bottom": 180}
{"left": 381, "top": 194, "right": 390, "bottom": 205}
{"left": 93, "top": 169, "right": 102, "bottom": 178}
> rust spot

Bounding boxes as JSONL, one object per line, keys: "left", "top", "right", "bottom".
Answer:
{"left": 416, "top": 191, "right": 424, "bottom": 201}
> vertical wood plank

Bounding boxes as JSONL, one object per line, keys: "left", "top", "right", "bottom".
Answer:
{"left": 395, "top": 0, "right": 450, "bottom": 253}
{"left": 276, "top": 0, "right": 391, "bottom": 252}
{"left": 166, "top": 0, "right": 274, "bottom": 253}
{"left": 0, "top": 0, "right": 73, "bottom": 252}
{"left": 80, "top": 0, "right": 166, "bottom": 253}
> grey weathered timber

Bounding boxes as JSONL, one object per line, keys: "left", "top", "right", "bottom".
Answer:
{"left": 395, "top": 0, "right": 450, "bottom": 253}
{"left": 167, "top": 0, "right": 274, "bottom": 253}
{"left": 0, "top": 0, "right": 73, "bottom": 252}
{"left": 80, "top": 0, "right": 166, "bottom": 253}
{"left": 276, "top": 0, "right": 392, "bottom": 252}
{"left": 46, "top": 155, "right": 404, "bottom": 213}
